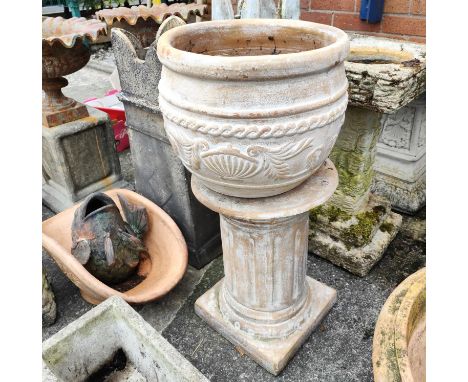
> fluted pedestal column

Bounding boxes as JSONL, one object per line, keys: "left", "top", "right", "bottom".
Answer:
{"left": 193, "top": 160, "right": 338, "bottom": 375}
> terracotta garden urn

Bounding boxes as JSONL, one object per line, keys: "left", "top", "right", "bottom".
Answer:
{"left": 42, "top": 17, "right": 107, "bottom": 127}
{"left": 96, "top": 4, "right": 207, "bottom": 48}
{"left": 157, "top": 19, "right": 349, "bottom": 374}
{"left": 157, "top": 19, "right": 349, "bottom": 198}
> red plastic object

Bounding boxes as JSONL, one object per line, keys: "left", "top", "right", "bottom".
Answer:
{"left": 84, "top": 90, "right": 129, "bottom": 152}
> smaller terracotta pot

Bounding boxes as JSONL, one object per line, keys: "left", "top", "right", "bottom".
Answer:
{"left": 42, "top": 189, "right": 188, "bottom": 305}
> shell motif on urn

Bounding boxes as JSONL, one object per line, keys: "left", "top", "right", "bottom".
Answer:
{"left": 157, "top": 19, "right": 350, "bottom": 198}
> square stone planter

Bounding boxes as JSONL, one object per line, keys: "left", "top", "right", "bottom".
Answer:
{"left": 112, "top": 28, "right": 222, "bottom": 269}
{"left": 42, "top": 106, "right": 126, "bottom": 212}
{"left": 42, "top": 296, "right": 208, "bottom": 382}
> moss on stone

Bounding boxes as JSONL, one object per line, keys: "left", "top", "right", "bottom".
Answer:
{"left": 341, "top": 206, "right": 387, "bottom": 247}
{"left": 309, "top": 205, "right": 351, "bottom": 225}
{"left": 380, "top": 222, "right": 395, "bottom": 234}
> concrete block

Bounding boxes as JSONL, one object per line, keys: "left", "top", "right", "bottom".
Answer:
{"left": 42, "top": 296, "right": 209, "bottom": 382}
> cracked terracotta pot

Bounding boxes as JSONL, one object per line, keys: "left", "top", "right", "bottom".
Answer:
{"left": 157, "top": 19, "right": 349, "bottom": 198}
{"left": 42, "top": 189, "right": 188, "bottom": 305}
{"left": 42, "top": 17, "right": 107, "bottom": 127}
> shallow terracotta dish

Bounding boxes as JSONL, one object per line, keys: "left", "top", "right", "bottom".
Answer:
{"left": 42, "top": 189, "right": 188, "bottom": 305}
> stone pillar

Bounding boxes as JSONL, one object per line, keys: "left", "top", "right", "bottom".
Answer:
{"left": 328, "top": 107, "right": 381, "bottom": 214}
{"left": 372, "top": 94, "right": 426, "bottom": 214}
{"left": 112, "top": 28, "right": 222, "bottom": 269}
{"left": 308, "top": 107, "right": 402, "bottom": 277}
{"left": 42, "top": 107, "right": 126, "bottom": 212}
{"left": 194, "top": 160, "right": 338, "bottom": 375}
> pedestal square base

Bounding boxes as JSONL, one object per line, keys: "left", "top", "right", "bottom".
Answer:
{"left": 195, "top": 277, "right": 337, "bottom": 376}
{"left": 372, "top": 171, "right": 426, "bottom": 214}
{"left": 43, "top": 102, "right": 89, "bottom": 128}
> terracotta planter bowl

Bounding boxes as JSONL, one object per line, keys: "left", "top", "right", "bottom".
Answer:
{"left": 157, "top": 19, "right": 349, "bottom": 198}
{"left": 373, "top": 268, "right": 426, "bottom": 382}
{"left": 42, "top": 189, "right": 188, "bottom": 305}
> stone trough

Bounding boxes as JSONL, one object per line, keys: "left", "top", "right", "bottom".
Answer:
{"left": 42, "top": 296, "right": 208, "bottom": 381}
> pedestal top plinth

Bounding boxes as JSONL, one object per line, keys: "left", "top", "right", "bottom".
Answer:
{"left": 191, "top": 159, "right": 338, "bottom": 221}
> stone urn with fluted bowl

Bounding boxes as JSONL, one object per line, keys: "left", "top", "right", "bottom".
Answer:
{"left": 157, "top": 19, "right": 349, "bottom": 374}
{"left": 42, "top": 17, "right": 107, "bottom": 127}
{"left": 96, "top": 4, "right": 207, "bottom": 48}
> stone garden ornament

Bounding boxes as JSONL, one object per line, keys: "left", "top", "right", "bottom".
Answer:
{"left": 42, "top": 17, "right": 125, "bottom": 212}
{"left": 157, "top": 19, "right": 349, "bottom": 375}
{"left": 71, "top": 192, "right": 148, "bottom": 284}
{"left": 42, "top": 189, "right": 188, "bottom": 305}
{"left": 111, "top": 19, "right": 223, "bottom": 270}
{"left": 308, "top": 34, "right": 425, "bottom": 276}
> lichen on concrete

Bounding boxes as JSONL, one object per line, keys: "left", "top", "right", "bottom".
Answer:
{"left": 42, "top": 270, "right": 57, "bottom": 327}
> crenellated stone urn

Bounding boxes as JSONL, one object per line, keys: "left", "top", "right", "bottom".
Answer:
{"left": 96, "top": 4, "right": 207, "bottom": 48}
{"left": 42, "top": 17, "right": 107, "bottom": 127}
{"left": 157, "top": 19, "right": 349, "bottom": 374}
{"left": 158, "top": 19, "right": 349, "bottom": 198}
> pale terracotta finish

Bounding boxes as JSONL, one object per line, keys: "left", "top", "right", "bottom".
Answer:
{"left": 373, "top": 268, "right": 426, "bottom": 382}
{"left": 42, "top": 189, "right": 188, "bottom": 305}
{"left": 157, "top": 19, "right": 349, "bottom": 198}
{"left": 193, "top": 160, "right": 339, "bottom": 375}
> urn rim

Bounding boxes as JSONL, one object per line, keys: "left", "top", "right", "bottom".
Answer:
{"left": 157, "top": 19, "right": 350, "bottom": 80}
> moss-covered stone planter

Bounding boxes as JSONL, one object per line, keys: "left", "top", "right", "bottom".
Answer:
{"left": 373, "top": 268, "right": 426, "bottom": 382}
{"left": 309, "top": 34, "right": 425, "bottom": 276}
{"left": 308, "top": 107, "right": 402, "bottom": 276}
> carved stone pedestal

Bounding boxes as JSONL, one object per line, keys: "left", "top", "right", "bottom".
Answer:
{"left": 193, "top": 160, "right": 338, "bottom": 375}
{"left": 372, "top": 95, "right": 426, "bottom": 214}
{"left": 112, "top": 28, "right": 222, "bottom": 269}
{"left": 42, "top": 107, "right": 126, "bottom": 212}
{"left": 308, "top": 107, "right": 402, "bottom": 277}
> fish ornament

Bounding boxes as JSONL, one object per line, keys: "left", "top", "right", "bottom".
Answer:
{"left": 71, "top": 192, "right": 148, "bottom": 284}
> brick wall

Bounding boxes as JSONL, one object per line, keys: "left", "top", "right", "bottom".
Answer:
{"left": 300, "top": 0, "right": 425, "bottom": 43}
{"left": 227, "top": 0, "right": 425, "bottom": 43}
